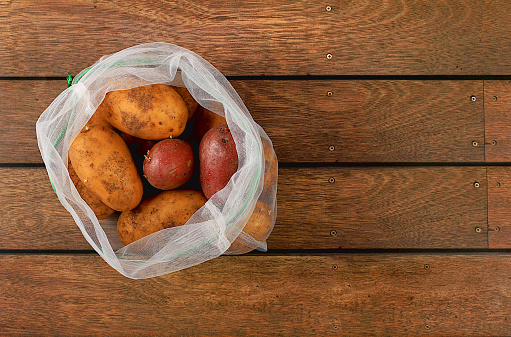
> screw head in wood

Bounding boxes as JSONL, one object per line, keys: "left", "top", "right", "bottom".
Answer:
{"left": 472, "top": 141, "right": 478, "bottom": 147}
{"left": 333, "top": 325, "right": 339, "bottom": 330}
{"left": 493, "top": 96, "right": 498, "bottom": 101}
{"left": 330, "top": 230, "right": 337, "bottom": 236}
{"left": 329, "top": 145, "right": 335, "bottom": 151}
{"left": 473, "top": 182, "right": 480, "bottom": 188}
{"left": 424, "top": 264, "right": 430, "bottom": 269}
{"left": 425, "top": 325, "right": 430, "bottom": 329}
{"left": 491, "top": 140, "right": 497, "bottom": 146}
{"left": 327, "top": 91, "right": 333, "bottom": 96}
{"left": 495, "top": 226, "right": 501, "bottom": 232}
{"left": 326, "top": 5, "right": 332, "bottom": 11}
{"left": 475, "top": 227, "right": 482, "bottom": 233}
{"left": 329, "top": 177, "right": 335, "bottom": 183}
{"left": 326, "top": 53, "right": 333, "bottom": 59}
{"left": 332, "top": 264, "right": 338, "bottom": 270}
{"left": 496, "top": 182, "right": 501, "bottom": 187}
{"left": 471, "top": 95, "right": 476, "bottom": 101}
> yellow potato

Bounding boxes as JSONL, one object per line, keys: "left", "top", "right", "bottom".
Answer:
{"left": 117, "top": 189, "right": 207, "bottom": 245}
{"left": 173, "top": 86, "right": 199, "bottom": 121}
{"left": 69, "top": 124, "right": 143, "bottom": 211}
{"left": 86, "top": 100, "right": 112, "bottom": 129}
{"left": 101, "top": 84, "right": 188, "bottom": 140}
{"left": 227, "top": 200, "right": 273, "bottom": 254}
{"left": 262, "top": 141, "right": 278, "bottom": 193}
{"left": 68, "top": 162, "right": 115, "bottom": 220}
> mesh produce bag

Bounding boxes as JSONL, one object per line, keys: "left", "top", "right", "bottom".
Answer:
{"left": 36, "top": 43, "right": 278, "bottom": 279}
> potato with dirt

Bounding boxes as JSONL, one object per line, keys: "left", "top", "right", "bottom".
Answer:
{"left": 101, "top": 84, "right": 188, "bottom": 140}
{"left": 262, "top": 140, "right": 278, "bottom": 193}
{"left": 199, "top": 123, "right": 238, "bottom": 199}
{"left": 69, "top": 124, "right": 143, "bottom": 211}
{"left": 86, "top": 100, "right": 112, "bottom": 129}
{"left": 117, "top": 189, "right": 207, "bottom": 245}
{"left": 193, "top": 106, "right": 227, "bottom": 141}
{"left": 227, "top": 200, "right": 274, "bottom": 254}
{"left": 143, "top": 139, "right": 195, "bottom": 190}
{"left": 68, "top": 162, "right": 115, "bottom": 220}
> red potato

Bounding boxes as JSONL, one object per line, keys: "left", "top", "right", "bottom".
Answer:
{"left": 143, "top": 139, "right": 194, "bottom": 190}
{"left": 199, "top": 123, "right": 238, "bottom": 199}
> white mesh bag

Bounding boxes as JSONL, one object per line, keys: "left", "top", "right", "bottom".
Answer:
{"left": 35, "top": 42, "right": 278, "bottom": 279}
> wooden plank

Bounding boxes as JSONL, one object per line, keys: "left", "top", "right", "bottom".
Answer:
{"left": 3, "top": 80, "right": 484, "bottom": 163}
{"left": 485, "top": 80, "right": 511, "bottom": 162}
{"left": 273, "top": 166, "right": 487, "bottom": 249}
{"left": 488, "top": 167, "right": 511, "bottom": 248}
{"left": 1, "top": 253, "right": 511, "bottom": 336}
{"left": 0, "top": 167, "right": 488, "bottom": 250}
{"left": 0, "top": 168, "right": 91, "bottom": 250}
{"left": 235, "top": 80, "right": 484, "bottom": 163}
{"left": 0, "top": 80, "right": 66, "bottom": 163}
{"left": 1, "top": 1, "right": 511, "bottom": 76}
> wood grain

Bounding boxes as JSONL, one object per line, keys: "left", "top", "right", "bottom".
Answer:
{"left": 0, "top": 167, "right": 488, "bottom": 250}
{"left": 4, "top": 80, "right": 484, "bottom": 163}
{"left": 0, "top": 168, "right": 91, "bottom": 250}
{"left": 234, "top": 80, "right": 484, "bottom": 163}
{"left": 273, "top": 166, "right": 487, "bottom": 249}
{"left": 1, "top": 0, "right": 511, "bottom": 76}
{"left": 485, "top": 80, "right": 511, "bottom": 162}
{"left": 0, "top": 80, "right": 66, "bottom": 163}
{"left": 1, "top": 253, "right": 511, "bottom": 336}
{"left": 488, "top": 167, "right": 511, "bottom": 248}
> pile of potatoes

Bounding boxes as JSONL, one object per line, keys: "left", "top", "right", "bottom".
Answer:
{"left": 68, "top": 83, "right": 277, "bottom": 253}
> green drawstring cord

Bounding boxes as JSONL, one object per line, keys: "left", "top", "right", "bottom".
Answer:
{"left": 67, "top": 72, "right": 73, "bottom": 87}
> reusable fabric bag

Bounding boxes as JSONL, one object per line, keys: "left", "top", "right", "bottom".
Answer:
{"left": 36, "top": 43, "right": 277, "bottom": 279}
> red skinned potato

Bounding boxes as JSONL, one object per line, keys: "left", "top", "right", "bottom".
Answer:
{"left": 199, "top": 123, "right": 238, "bottom": 199}
{"left": 143, "top": 139, "right": 194, "bottom": 190}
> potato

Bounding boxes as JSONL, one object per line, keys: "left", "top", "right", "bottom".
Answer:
{"left": 262, "top": 141, "right": 278, "bottom": 193}
{"left": 69, "top": 124, "right": 143, "bottom": 211}
{"left": 173, "top": 86, "right": 199, "bottom": 121}
{"left": 101, "top": 84, "right": 188, "bottom": 140}
{"left": 68, "top": 162, "right": 115, "bottom": 220}
{"left": 227, "top": 200, "right": 273, "bottom": 254}
{"left": 193, "top": 106, "right": 227, "bottom": 141}
{"left": 143, "top": 139, "right": 194, "bottom": 190}
{"left": 199, "top": 123, "right": 238, "bottom": 199}
{"left": 117, "top": 189, "right": 207, "bottom": 245}
{"left": 86, "top": 100, "right": 112, "bottom": 129}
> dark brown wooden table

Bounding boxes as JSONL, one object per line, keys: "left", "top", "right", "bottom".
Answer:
{"left": 2, "top": 1, "right": 511, "bottom": 335}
